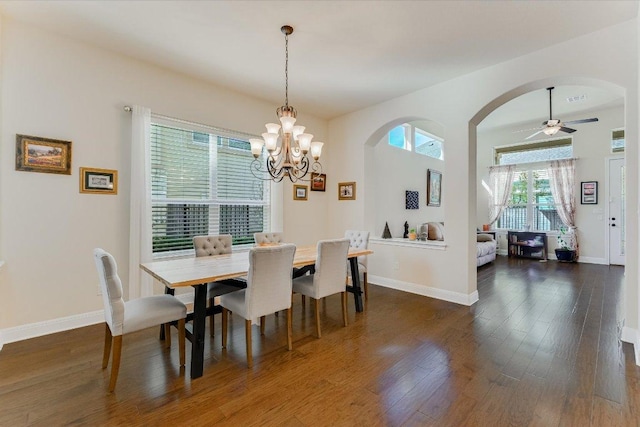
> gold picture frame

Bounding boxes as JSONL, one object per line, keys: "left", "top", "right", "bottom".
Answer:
{"left": 310, "top": 173, "right": 326, "bottom": 192}
{"left": 16, "top": 134, "right": 72, "bottom": 175}
{"left": 293, "top": 184, "right": 308, "bottom": 201}
{"left": 80, "top": 167, "right": 118, "bottom": 195}
{"left": 338, "top": 182, "right": 356, "bottom": 200}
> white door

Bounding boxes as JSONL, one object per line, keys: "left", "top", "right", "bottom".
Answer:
{"left": 608, "top": 157, "right": 625, "bottom": 265}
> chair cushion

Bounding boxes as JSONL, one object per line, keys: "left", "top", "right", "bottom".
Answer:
{"left": 477, "top": 233, "right": 494, "bottom": 242}
{"left": 219, "top": 289, "right": 249, "bottom": 319}
{"left": 292, "top": 274, "right": 317, "bottom": 299}
{"left": 122, "top": 295, "right": 186, "bottom": 335}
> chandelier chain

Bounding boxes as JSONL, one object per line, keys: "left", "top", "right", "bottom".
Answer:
{"left": 284, "top": 32, "right": 289, "bottom": 108}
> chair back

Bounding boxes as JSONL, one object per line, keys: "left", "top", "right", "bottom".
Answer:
{"left": 314, "top": 238, "right": 350, "bottom": 298}
{"left": 254, "top": 232, "right": 284, "bottom": 246}
{"left": 193, "top": 234, "right": 232, "bottom": 257}
{"left": 345, "top": 230, "right": 370, "bottom": 268}
{"left": 245, "top": 244, "right": 296, "bottom": 319}
{"left": 93, "top": 248, "right": 125, "bottom": 336}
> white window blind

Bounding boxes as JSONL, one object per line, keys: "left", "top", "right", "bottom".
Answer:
{"left": 150, "top": 118, "right": 270, "bottom": 255}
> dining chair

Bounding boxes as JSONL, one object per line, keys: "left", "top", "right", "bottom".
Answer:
{"left": 93, "top": 248, "right": 186, "bottom": 392}
{"left": 219, "top": 244, "right": 296, "bottom": 368}
{"left": 292, "top": 238, "right": 350, "bottom": 338}
{"left": 193, "top": 234, "right": 247, "bottom": 337}
{"left": 345, "top": 230, "right": 370, "bottom": 300}
{"left": 253, "top": 231, "right": 284, "bottom": 246}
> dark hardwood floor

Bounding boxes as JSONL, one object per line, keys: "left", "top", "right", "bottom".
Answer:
{"left": 1, "top": 256, "right": 638, "bottom": 426}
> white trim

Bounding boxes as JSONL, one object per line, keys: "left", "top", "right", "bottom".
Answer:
{"left": 575, "top": 256, "right": 608, "bottom": 265}
{"left": 621, "top": 326, "right": 639, "bottom": 365}
{"left": 0, "top": 310, "right": 104, "bottom": 350}
{"left": 369, "top": 275, "right": 478, "bottom": 306}
{"left": 370, "top": 237, "right": 447, "bottom": 250}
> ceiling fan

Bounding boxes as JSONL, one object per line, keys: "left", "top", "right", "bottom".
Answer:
{"left": 523, "top": 87, "right": 599, "bottom": 140}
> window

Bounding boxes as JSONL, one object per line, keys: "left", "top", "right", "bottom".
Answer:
{"left": 495, "top": 138, "right": 572, "bottom": 165}
{"left": 388, "top": 123, "right": 443, "bottom": 160}
{"left": 151, "top": 121, "right": 270, "bottom": 255}
{"left": 612, "top": 129, "right": 625, "bottom": 153}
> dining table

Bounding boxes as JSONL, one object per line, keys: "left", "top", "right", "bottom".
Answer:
{"left": 140, "top": 244, "right": 373, "bottom": 379}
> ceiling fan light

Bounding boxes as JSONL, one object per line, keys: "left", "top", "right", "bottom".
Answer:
{"left": 543, "top": 126, "right": 560, "bottom": 136}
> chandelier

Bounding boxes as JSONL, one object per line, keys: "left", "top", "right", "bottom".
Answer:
{"left": 250, "top": 25, "right": 323, "bottom": 183}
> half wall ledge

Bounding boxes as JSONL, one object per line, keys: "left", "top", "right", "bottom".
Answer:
{"left": 370, "top": 237, "right": 446, "bottom": 250}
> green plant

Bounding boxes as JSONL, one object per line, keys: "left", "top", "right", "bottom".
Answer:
{"left": 557, "top": 226, "right": 574, "bottom": 250}
{"left": 409, "top": 228, "right": 416, "bottom": 233}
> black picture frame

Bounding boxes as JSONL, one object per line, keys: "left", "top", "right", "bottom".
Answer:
{"left": 581, "top": 181, "right": 598, "bottom": 205}
{"left": 427, "top": 169, "right": 442, "bottom": 207}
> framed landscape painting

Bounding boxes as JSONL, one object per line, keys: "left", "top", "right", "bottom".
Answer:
{"left": 16, "top": 134, "right": 72, "bottom": 175}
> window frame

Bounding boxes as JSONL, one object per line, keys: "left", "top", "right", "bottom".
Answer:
{"left": 387, "top": 123, "right": 444, "bottom": 160}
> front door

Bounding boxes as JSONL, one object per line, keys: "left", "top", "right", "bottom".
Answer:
{"left": 608, "top": 157, "right": 625, "bottom": 265}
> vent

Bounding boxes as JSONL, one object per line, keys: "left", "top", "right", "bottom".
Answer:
{"left": 566, "top": 94, "right": 587, "bottom": 103}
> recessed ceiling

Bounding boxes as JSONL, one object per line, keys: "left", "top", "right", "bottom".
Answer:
{"left": 0, "top": 1, "right": 636, "bottom": 120}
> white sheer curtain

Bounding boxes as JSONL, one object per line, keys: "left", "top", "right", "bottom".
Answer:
{"left": 488, "top": 164, "right": 516, "bottom": 226}
{"left": 128, "top": 105, "right": 153, "bottom": 299}
{"left": 547, "top": 159, "right": 578, "bottom": 253}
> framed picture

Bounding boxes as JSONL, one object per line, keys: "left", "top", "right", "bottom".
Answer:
{"left": 293, "top": 184, "right": 308, "bottom": 201}
{"left": 310, "top": 173, "right": 326, "bottom": 192}
{"left": 338, "top": 182, "right": 356, "bottom": 200}
{"left": 581, "top": 181, "right": 598, "bottom": 204}
{"left": 15, "top": 134, "right": 72, "bottom": 175}
{"left": 427, "top": 169, "right": 442, "bottom": 207}
{"left": 80, "top": 167, "right": 118, "bottom": 194}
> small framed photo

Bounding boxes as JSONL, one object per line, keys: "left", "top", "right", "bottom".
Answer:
{"left": 80, "top": 167, "right": 118, "bottom": 195}
{"left": 427, "top": 169, "right": 442, "bottom": 207}
{"left": 310, "top": 173, "right": 326, "bottom": 192}
{"left": 293, "top": 184, "right": 308, "bottom": 201}
{"left": 16, "top": 134, "right": 72, "bottom": 175}
{"left": 581, "top": 181, "right": 597, "bottom": 204}
{"left": 338, "top": 182, "right": 356, "bottom": 200}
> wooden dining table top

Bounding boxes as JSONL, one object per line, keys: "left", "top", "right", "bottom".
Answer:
{"left": 140, "top": 245, "right": 373, "bottom": 289}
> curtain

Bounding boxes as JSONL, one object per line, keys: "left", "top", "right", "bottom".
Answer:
{"left": 128, "top": 105, "right": 153, "bottom": 298}
{"left": 487, "top": 164, "right": 516, "bottom": 226}
{"left": 547, "top": 159, "right": 578, "bottom": 254}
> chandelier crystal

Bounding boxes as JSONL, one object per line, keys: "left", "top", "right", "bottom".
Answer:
{"left": 250, "top": 25, "right": 323, "bottom": 183}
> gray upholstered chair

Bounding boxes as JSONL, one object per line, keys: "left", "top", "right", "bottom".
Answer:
{"left": 344, "top": 230, "right": 370, "bottom": 299}
{"left": 292, "top": 238, "right": 350, "bottom": 338}
{"left": 193, "top": 234, "right": 246, "bottom": 337}
{"left": 220, "top": 244, "right": 296, "bottom": 368}
{"left": 253, "top": 231, "right": 284, "bottom": 246}
{"left": 93, "top": 248, "right": 186, "bottom": 392}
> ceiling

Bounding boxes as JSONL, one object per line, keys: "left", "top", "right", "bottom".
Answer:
{"left": 0, "top": 1, "right": 636, "bottom": 123}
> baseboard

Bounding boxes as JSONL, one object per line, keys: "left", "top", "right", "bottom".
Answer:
{"left": 621, "top": 326, "right": 639, "bottom": 366}
{"left": 576, "top": 256, "right": 608, "bottom": 265}
{"left": 369, "top": 275, "right": 479, "bottom": 306}
{"left": 0, "top": 310, "right": 104, "bottom": 350}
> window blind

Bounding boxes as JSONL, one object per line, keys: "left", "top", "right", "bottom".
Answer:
{"left": 150, "top": 119, "right": 270, "bottom": 254}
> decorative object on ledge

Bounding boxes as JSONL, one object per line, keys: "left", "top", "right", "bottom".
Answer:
{"left": 80, "top": 167, "right": 118, "bottom": 195}
{"left": 16, "top": 134, "right": 72, "bottom": 175}
{"left": 338, "top": 182, "right": 356, "bottom": 200}
{"left": 403, "top": 221, "right": 409, "bottom": 238}
{"left": 249, "top": 25, "right": 323, "bottom": 183}
{"left": 293, "top": 184, "right": 308, "bottom": 201}
{"left": 427, "top": 169, "right": 442, "bottom": 207}
{"left": 310, "top": 173, "right": 326, "bottom": 191}
{"left": 580, "top": 181, "right": 597, "bottom": 204}
{"left": 408, "top": 228, "right": 417, "bottom": 241}
{"left": 405, "top": 190, "right": 419, "bottom": 209}
{"left": 382, "top": 222, "right": 392, "bottom": 239}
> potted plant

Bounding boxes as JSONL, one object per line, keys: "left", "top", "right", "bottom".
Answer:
{"left": 408, "top": 228, "right": 417, "bottom": 241}
{"left": 555, "top": 226, "right": 577, "bottom": 262}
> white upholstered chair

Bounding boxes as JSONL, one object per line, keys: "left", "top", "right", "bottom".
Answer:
{"left": 93, "top": 248, "right": 186, "bottom": 392}
{"left": 253, "top": 231, "right": 284, "bottom": 246}
{"left": 292, "top": 238, "right": 350, "bottom": 338}
{"left": 193, "top": 234, "right": 246, "bottom": 337}
{"left": 220, "top": 244, "right": 296, "bottom": 368}
{"left": 344, "top": 230, "right": 370, "bottom": 299}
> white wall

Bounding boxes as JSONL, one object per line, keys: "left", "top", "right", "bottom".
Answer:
{"left": 0, "top": 18, "right": 329, "bottom": 335}
{"left": 476, "top": 104, "right": 624, "bottom": 264}
{"left": 327, "top": 20, "right": 638, "bottom": 329}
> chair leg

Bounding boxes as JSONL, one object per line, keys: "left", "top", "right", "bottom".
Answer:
{"left": 342, "top": 291, "right": 348, "bottom": 327}
{"left": 221, "top": 307, "right": 228, "bottom": 348}
{"left": 178, "top": 318, "right": 186, "bottom": 367}
{"left": 363, "top": 272, "right": 369, "bottom": 301}
{"left": 260, "top": 316, "right": 266, "bottom": 335}
{"left": 209, "top": 298, "right": 215, "bottom": 337}
{"left": 102, "top": 324, "right": 112, "bottom": 369}
{"left": 245, "top": 319, "right": 253, "bottom": 368}
{"left": 108, "top": 335, "right": 123, "bottom": 393}
{"left": 302, "top": 295, "right": 306, "bottom": 307}
{"left": 314, "top": 298, "right": 322, "bottom": 338}
{"left": 164, "top": 324, "right": 172, "bottom": 348}
{"left": 287, "top": 307, "right": 293, "bottom": 351}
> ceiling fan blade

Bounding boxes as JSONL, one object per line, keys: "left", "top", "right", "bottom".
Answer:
{"left": 563, "top": 118, "right": 599, "bottom": 125}
{"left": 559, "top": 127, "right": 577, "bottom": 134}
{"left": 513, "top": 127, "right": 542, "bottom": 133}
{"left": 525, "top": 130, "right": 543, "bottom": 140}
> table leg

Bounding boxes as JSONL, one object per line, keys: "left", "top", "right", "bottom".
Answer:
{"left": 348, "top": 257, "right": 363, "bottom": 312}
{"left": 190, "top": 283, "right": 207, "bottom": 379}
